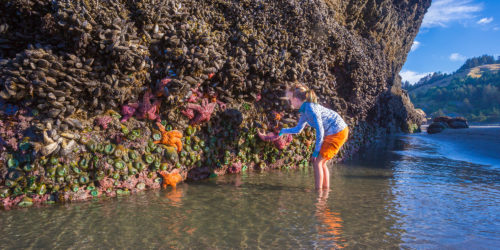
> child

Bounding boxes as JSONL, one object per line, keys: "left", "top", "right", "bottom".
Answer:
{"left": 280, "top": 83, "right": 349, "bottom": 190}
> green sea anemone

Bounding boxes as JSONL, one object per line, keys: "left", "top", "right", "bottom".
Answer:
{"left": 79, "top": 158, "right": 89, "bottom": 169}
{"left": 104, "top": 144, "right": 116, "bottom": 155}
{"left": 153, "top": 160, "right": 161, "bottom": 170}
{"left": 134, "top": 162, "right": 145, "bottom": 171}
{"left": 114, "top": 146, "right": 125, "bottom": 158}
{"left": 121, "top": 126, "right": 129, "bottom": 135}
{"left": 114, "top": 160, "right": 126, "bottom": 170}
{"left": 57, "top": 165, "right": 68, "bottom": 177}
{"left": 23, "top": 163, "right": 34, "bottom": 172}
{"left": 132, "top": 129, "right": 141, "bottom": 137}
{"left": 153, "top": 133, "right": 162, "bottom": 141}
{"left": 50, "top": 156, "right": 58, "bottom": 165}
{"left": 144, "top": 154, "right": 155, "bottom": 164}
{"left": 160, "top": 163, "right": 168, "bottom": 171}
{"left": 128, "top": 165, "right": 138, "bottom": 175}
{"left": 116, "top": 189, "right": 130, "bottom": 196}
{"left": 186, "top": 125, "right": 195, "bottom": 136}
{"left": 79, "top": 175, "right": 89, "bottom": 184}
{"left": 72, "top": 165, "right": 82, "bottom": 174}
{"left": 127, "top": 133, "right": 137, "bottom": 141}
{"left": 129, "top": 150, "right": 138, "bottom": 161}
{"left": 148, "top": 140, "right": 157, "bottom": 150}
{"left": 97, "top": 143, "right": 105, "bottom": 153}
{"left": 18, "top": 197, "right": 33, "bottom": 207}
{"left": 88, "top": 141, "right": 97, "bottom": 152}
{"left": 136, "top": 182, "right": 146, "bottom": 191}
{"left": 0, "top": 188, "right": 11, "bottom": 198}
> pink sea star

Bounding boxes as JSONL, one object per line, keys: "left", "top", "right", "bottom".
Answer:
{"left": 95, "top": 116, "right": 113, "bottom": 129}
{"left": 257, "top": 131, "right": 293, "bottom": 150}
{"left": 121, "top": 90, "right": 161, "bottom": 122}
{"left": 181, "top": 98, "right": 217, "bottom": 125}
{"left": 186, "top": 87, "right": 203, "bottom": 103}
{"left": 228, "top": 161, "right": 242, "bottom": 174}
{"left": 121, "top": 103, "right": 139, "bottom": 123}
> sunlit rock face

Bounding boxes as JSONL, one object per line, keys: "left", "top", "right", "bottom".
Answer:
{"left": 0, "top": 0, "right": 430, "bottom": 207}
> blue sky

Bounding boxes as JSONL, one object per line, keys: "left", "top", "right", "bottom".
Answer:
{"left": 400, "top": 0, "right": 500, "bottom": 84}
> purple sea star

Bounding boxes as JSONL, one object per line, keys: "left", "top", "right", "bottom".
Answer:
{"left": 95, "top": 116, "right": 113, "bottom": 129}
{"left": 181, "top": 98, "right": 217, "bottom": 125}
{"left": 257, "top": 131, "right": 293, "bottom": 150}
{"left": 121, "top": 90, "right": 161, "bottom": 122}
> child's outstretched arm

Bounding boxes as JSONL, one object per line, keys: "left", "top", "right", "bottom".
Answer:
{"left": 309, "top": 110, "right": 325, "bottom": 158}
{"left": 279, "top": 115, "right": 307, "bottom": 135}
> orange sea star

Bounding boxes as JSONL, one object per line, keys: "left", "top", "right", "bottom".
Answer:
{"left": 159, "top": 171, "right": 182, "bottom": 188}
{"left": 154, "top": 122, "right": 183, "bottom": 152}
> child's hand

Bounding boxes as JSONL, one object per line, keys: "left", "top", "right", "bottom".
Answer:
{"left": 310, "top": 156, "right": 316, "bottom": 163}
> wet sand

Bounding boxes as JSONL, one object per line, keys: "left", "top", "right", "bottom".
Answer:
{"left": 419, "top": 126, "right": 500, "bottom": 167}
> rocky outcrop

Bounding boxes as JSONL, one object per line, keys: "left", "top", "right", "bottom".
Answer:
{"left": 0, "top": 0, "right": 431, "bottom": 208}
{"left": 427, "top": 116, "right": 469, "bottom": 134}
{"left": 427, "top": 122, "right": 447, "bottom": 134}
{"left": 448, "top": 117, "right": 469, "bottom": 129}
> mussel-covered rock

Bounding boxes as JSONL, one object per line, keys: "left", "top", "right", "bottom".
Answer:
{"left": 0, "top": 0, "right": 430, "bottom": 208}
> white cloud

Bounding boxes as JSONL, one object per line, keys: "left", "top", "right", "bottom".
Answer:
{"left": 449, "top": 53, "right": 466, "bottom": 61}
{"left": 422, "top": 0, "right": 482, "bottom": 28}
{"left": 400, "top": 70, "right": 432, "bottom": 84}
{"left": 477, "top": 17, "right": 493, "bottom": 24}
{"left": 410, "top": 41, "right": 421, "bottom": 52}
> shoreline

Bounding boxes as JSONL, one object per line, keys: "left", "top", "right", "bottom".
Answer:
{"left": 416, "top": 126, "right": 500, "bottom": 167}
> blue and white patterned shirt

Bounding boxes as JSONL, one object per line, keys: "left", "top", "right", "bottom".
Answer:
{"left": 280, "top": 102, "right": 347, "bottom": 157}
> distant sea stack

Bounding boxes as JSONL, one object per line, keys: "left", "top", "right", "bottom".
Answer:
{"left": 0, "top": 0, "right": 430, "bottom": 207}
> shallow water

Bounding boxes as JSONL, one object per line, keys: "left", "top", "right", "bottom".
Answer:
{"left": 1, "top": 134, "right": 499, "bottom": 249}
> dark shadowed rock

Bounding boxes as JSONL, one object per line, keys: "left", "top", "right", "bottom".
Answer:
{"left": 448, "top": 117, "right": 469, "bottom": 129}
{"left": 427, "top": 122, "right": 448, "bottom": 134}
{"left": 433, "top": 116, "right": 453, "bottom": 123}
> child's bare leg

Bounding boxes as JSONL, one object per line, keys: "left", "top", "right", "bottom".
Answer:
{"left": 322, "top": 160, "right": 330, "bottom": 189}
{"left": 313, "top": 156, "right": 325, "bottom": 190}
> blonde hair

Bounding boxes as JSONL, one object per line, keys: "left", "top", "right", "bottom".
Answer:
{"left": 292, "top": 82, "right": 318, "bottom": 103}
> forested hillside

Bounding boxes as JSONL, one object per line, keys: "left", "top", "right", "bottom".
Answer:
{"left": 409, "top": 70, "right": 500, "bottom": 123}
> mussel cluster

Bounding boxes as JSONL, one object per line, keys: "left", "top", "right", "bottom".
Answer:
{"left": 0, "top": 0, "right": 429, "bottom": 208}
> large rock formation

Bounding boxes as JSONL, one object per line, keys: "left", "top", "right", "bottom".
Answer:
{"left": 0, "top": 0, "right": 430, "bottom": 208}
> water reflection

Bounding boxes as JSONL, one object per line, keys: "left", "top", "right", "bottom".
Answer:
{"left": 315, "top": 190, "right": 346, "bottom": 248}
{"left": 162, "top": 185, "right": 186, "bottom": 207}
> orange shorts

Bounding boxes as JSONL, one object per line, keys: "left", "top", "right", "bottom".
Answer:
{"left": 319, "top": 127, "right": 349, "bottom": 160}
